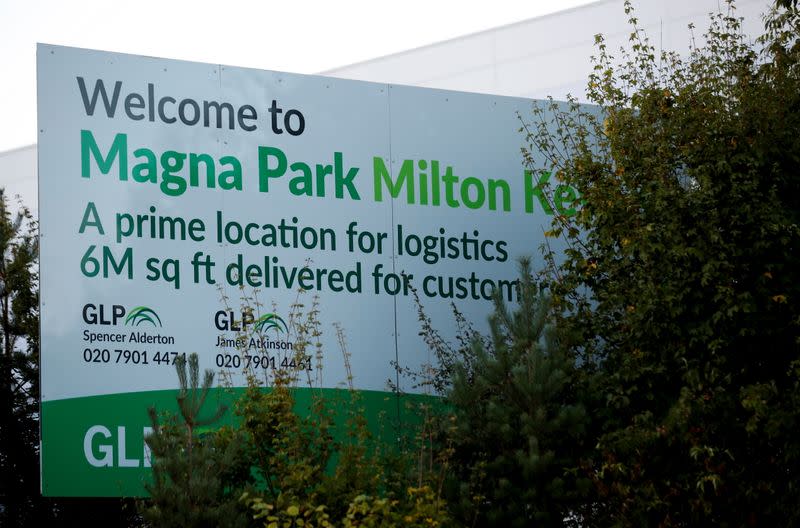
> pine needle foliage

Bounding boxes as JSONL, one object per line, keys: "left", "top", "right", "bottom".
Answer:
{"left": 442, "top": 259, "right": 590, "bottom": 527}
{"left": 143, "top": 353, "right": 246, "bottom": 528}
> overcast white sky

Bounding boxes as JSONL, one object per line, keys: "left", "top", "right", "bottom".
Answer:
{"left": 0, "top": 0, "right": 599, "bottom": 152}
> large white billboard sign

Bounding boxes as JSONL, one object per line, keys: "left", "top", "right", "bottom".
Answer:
{"left": 37, "top": 44, "right": 577, "bottom": 496}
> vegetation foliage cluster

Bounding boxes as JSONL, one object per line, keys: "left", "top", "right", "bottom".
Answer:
{"left": 142, "top": 291, "right": 452, "bottom": 528}
{"left": 521, "top": 2, "right": 800, "bottom": 524}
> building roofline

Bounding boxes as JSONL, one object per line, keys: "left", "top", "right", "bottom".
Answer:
{"left": 0, "top": 144, "right": 37, "bottom": 157}
{"left": 320, "top": 0, "right": 612, "bottom": 75}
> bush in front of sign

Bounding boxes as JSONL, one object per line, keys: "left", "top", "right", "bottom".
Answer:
{"left": 413, "top": 259, "right": 592, "bottom": 528}
{"left": 142, "top": 353, "right": 248, "bottom": 528}
{"left": 141, "top": 298, "right": 453, "bottom": 528}
{"left": 524, "top": 2, "right": 800, "bottom": 525}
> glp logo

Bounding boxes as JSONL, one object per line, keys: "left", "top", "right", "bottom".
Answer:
{"left": 82, "top": 304, "right": 162, "bottom": 327}
{"left": 214, "top": 310, "right": 287, "bottom": 333}
{"left": 254, "top": 313, "right": 288, "bottom": 333}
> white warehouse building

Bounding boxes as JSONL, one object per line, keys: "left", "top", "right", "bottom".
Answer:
{"left": 0, "top": 0, "right": 772, "bottom": 216}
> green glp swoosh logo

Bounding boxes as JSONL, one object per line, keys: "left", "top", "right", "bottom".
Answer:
{"left": 253, "top": 313, "right": 287, "bottom": 333}
{"left": 124, "top": 306, "right": 162, "bottom": 327}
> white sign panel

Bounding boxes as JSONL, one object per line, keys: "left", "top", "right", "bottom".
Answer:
{"left": 37, "top": 44, "right": 576, "bottom": 496}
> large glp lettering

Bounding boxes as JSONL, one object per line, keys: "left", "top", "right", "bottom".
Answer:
{"left": 82, "top": 303, "right": 125, "bottom": 325}
{"left": 83, "top": 425, "right": 153, "bottom": 468}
